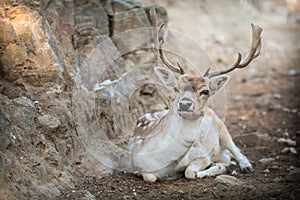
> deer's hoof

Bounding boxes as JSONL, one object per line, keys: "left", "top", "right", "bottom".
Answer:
{"left": 239, "top": 159, "right": 254, "bottom": 173}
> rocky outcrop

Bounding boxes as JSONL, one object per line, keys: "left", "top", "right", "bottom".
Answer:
{"left": 0, "top": 0, "right": 168, "bottom": 199}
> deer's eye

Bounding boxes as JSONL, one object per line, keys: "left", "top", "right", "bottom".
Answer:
{"left": 200, "top": 89, "right": 209, "bottom": 96}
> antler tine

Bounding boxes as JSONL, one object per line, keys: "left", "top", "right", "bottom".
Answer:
{"left": 157, "top": 26, "right": 185, "bottom": 74}
{"left": 205, "top": 23, "right": 262, "bottom": 78}
{"left": 239, "top": 23, "right": 262, "bottom": 67}
{"left": 150, "top": 8, "right": 185, "bottom": 75}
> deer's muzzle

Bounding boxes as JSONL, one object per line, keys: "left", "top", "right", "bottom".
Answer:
{"left": 178, "top": 97, "right": 193, "bottom": 111}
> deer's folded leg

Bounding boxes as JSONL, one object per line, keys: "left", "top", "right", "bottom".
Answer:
{"left": 142, "top": 172, "right": 157, "bottom": 183}
{"left": 196, "top": 163, "right": 228, "bottom": 178}
{"left": 185, "top": 157, "right": 211, "bottom": 179}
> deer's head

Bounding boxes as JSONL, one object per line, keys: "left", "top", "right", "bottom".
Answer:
{"left": 154, "top": 23, "right": 262, "bottom": 120}
{"left": 154, "top": 66, "right": 230, "bottom": 120}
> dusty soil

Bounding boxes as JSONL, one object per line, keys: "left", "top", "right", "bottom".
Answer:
{"left": 59, "top": 0, "right": 300, "bottom": 199}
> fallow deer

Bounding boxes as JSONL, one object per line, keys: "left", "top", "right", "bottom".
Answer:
{"left": 129, "top": 11, "right": 262, "bottom": 182}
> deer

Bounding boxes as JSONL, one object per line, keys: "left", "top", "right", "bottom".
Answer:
{"left": 129, "top": 10, "right": 262, "bottom": 183}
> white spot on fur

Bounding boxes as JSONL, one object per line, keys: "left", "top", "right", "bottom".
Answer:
{"left": 145, "top": 113, "right": 153, "bottom": 121}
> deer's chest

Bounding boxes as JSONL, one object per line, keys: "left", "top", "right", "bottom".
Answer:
{"left": 175, "top": 117, "right": 221, "bottom": 170}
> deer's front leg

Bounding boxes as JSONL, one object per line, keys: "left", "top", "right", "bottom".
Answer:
{"left": 185, "top": 158, "right": 227, "bottom": 179}
{"left": 219, "top": 125, "right": 254, "bottom": 173}
{"left": 185, "top": 158, "right": 209, "bottom": 179}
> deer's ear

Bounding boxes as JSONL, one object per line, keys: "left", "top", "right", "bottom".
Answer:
{"left": 154, "top": 67, "right": 178, "bottom": 88}
{"left": 208, "top": 75, "right": 230, "bottom": 94}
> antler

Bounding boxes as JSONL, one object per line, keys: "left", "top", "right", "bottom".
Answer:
{"left": 204, "top": 23, "right": 262, "bottom": 78}
{"left": 150, "top": 8, "right": 185, "bottom": 75}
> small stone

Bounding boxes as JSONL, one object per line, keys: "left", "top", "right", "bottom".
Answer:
{"left": 262, "top": 169, "right": 270, "bottom": 174}
{"left": 281, "top": 147, "right": 290, "bottom": 154}
{"left": 278, "top": 138, "right": 297, "bottom": 146}
{"left": 230, "top": 161, "right": 237, "bottom": 166}
{"left": 273, "top": 93, "right": 281, "bottom": 99}
{"left": 259, "top": 158, "right": 275, "bottom": 163}
{"left": 270, "top": 166, "right": 280, "bottom": 170}
{"left": 286, "top": 138, "right": 297, "bottom": 146}
{"left": 215, "top": 175, "right": 243, "bottom": 186}
{"left": 290, "top": 166, "right": 296, "bottom": 170}
{"left": 231, "top": 170, "right": 237, "bottom": 176}
{"left": 278, "top": 137, "right": 286, "bottom": 144}
{"left": 290, "top": 147, "right": 297, "bottom": 154}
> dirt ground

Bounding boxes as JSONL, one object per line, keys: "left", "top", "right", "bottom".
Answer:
{"left": 59, "top": 0, "right": 300, "bottom": 199}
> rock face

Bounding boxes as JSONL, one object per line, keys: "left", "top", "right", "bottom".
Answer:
{"left": 0, "top": 4, "right": 63, "bottom": 88}
{"left": 0, "top": 0, "right": 168, "bottom": 199}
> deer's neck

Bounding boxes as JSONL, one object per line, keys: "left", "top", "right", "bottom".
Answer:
{"left": 165, "top": 106, "right": 204, "bottom": 143}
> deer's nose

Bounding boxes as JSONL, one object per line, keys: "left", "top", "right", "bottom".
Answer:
{"left": 178, "top": 98, "right": 193, "bottom": 111}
